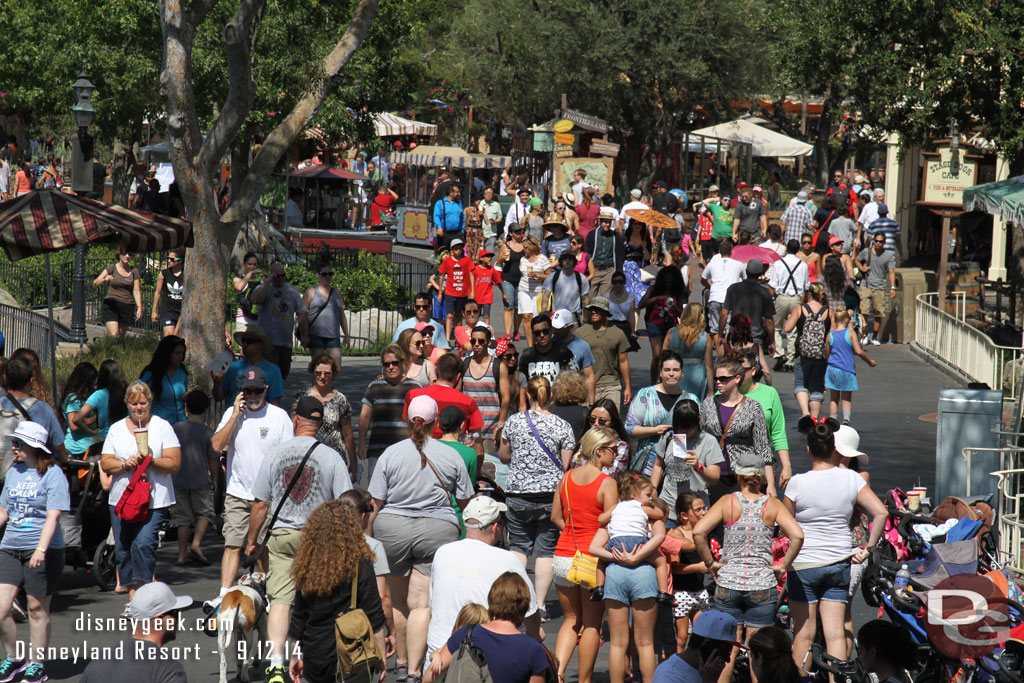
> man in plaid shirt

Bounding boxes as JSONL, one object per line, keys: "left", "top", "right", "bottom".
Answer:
{"left": 780, "top": 190, "right": 814, "bottom": 244}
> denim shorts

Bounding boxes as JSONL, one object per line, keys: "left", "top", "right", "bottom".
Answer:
{"left": 713, "top": 585, "right": 778, "bottom": 628}
{"left": 787, "top": 560, "right": 851, "bottom": 604}
{"left": 646, "top": 321, "right": 667, "bottom": 339}
{"left": 444, "top": 294, "right": 467, "bottom": 319}
{"left": 310, "top": 334, "right": 341, "bottom": 349}
{"left": 607, "top": 535, "right": 649, "bottom": 554}
{"left": 480, "top": 303, "right": 491, "bottom": 318}
{"left": 500, "top": 281, "right": 518, "bottom": 311}
{"left": 707, "top": 301, "right": 724, "bottom": 335}
{"left": 505, "top": 495, "right": 559, "bottom": 557}
{"left": 604, "top": 562, "right": 658, "bottom": 605}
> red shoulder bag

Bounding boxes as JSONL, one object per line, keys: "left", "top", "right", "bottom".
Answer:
{"left": 115, "top": 454, "right": 153, "bottom": 523}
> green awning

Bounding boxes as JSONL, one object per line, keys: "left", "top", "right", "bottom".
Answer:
{"left": 963, "top": 175, "right": 1024, "bottom": 226}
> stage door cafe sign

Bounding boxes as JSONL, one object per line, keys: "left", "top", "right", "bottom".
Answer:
{"left": 922, "top": 147, "right": 977, "bottom": 206}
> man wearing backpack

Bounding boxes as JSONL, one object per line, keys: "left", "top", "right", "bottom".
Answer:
{"left": 542, "top": 251, "right": 590, "bottom": 318}
{"left": 0, "top": 358, "right": 67, "bottom": 466}
{"left": 768, "top": 240, "right": 809, "bottom": 371}
{"left": 826, "top": 176, "right": 859, "bottom": 221}
{"left": 426, "top": 496, "right": 542, "bottom": 658}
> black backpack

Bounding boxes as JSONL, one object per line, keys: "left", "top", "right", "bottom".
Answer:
{"left": 832, "top": 186, "right": 850, "bottom": 212}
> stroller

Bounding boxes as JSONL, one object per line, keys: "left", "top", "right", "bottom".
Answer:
{"left": 61, "top": 457, "right": 117, "bottom": 590}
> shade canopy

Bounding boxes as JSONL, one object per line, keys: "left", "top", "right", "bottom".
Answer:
{"left": 290, "top": 166, "right": 367, "bottom": 181}
{"left": 0, "top": 190, "right": 193, "bottom": 261}
{"left": 374, "top": 113, "right": 438, "bottom": 137}
{"left": 391, "top": 145, "right": 511, "bottom": 170}
{"left": 690, "top": 119, "right": 813, "bottom": 157}
{"left": 963, "top": 175, "right": 1024, "bottom": 227}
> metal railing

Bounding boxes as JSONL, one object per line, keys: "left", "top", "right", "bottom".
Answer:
{"left": 0, "top": 303, "right": 75, "bottom": 359}
{"left": 915, "top": 291, "right": 1024, "bottom": 399}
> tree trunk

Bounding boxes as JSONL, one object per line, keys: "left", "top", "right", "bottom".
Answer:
{"left": 111, "top": 139, "right": 135, "bottom": 207}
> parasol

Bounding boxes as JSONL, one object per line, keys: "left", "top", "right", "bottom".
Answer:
{"left": 731, "top": 245, "right": 782, "bottom": 265}
{"left": 624, "top": 208, "right": 677, "bottom": 230}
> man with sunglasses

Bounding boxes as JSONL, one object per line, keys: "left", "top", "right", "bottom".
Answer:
{"left": 517, "top": 315, "right": 577, "bottom": 408}
{"left": 392, "top": 292, "right": 451, "bottom": 350}
{"left": 251, "top": 262, "right": 309, "bottom": 380}
{"left": 855, "top": 231, "right": 896, "bottom": 346}
{"left": 210, "top": 367, "right": 293, "bottom": 612}
{"left": 576, "top": 296, "right": 632, "bottom": 405}
{"left": 216, "top": 324, "right": 285, "bottom": 405}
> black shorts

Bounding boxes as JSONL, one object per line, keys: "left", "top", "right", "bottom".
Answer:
{"left": 0, "top": 548, "right": 65, "bottom": 597}
{"left": 101, "top": 299, "right": 135, "bottom": 327}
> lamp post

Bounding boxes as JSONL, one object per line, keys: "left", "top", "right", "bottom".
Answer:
{"left": 948, "top": 119, "right": 960, "bottom": 179}
{"left": 70, "top": 73, "right": 96, "bottom": 344}
{"left": 937, "top": 119, "right": 961, "bottom": 309}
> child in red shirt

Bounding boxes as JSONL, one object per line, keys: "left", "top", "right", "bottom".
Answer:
{"left": 429, "top": 239, "right": 475, "bottom": 341}
{"left": 471, "top": 250, "right": 502, "bottom": 325}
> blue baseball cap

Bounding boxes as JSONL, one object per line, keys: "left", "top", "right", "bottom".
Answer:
{"left": 692, "top": 610, "right": 746, "bottom": 649}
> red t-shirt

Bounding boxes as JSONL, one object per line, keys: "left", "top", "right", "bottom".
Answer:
{"left": 575, "top": 203, "right": 601, "bottom": 237}
{"left": 403, "top": 384, "right": 484, "bottom": 438}
{"left": 370, "top": 193, "right": 395, "bottom": 226}
{"left": 472, "top": 265, "right": 502, "bottom": 304}
{"left": 438, "top": 256, "right": 474, "bottom": 297}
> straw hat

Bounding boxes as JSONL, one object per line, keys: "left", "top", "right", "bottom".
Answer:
{"left": 543, "top": 212, "right": 567, "bottom": 229}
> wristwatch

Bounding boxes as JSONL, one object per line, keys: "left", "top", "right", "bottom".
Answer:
{"left": 704, "top": 558, "right": 715, "bottom": 569}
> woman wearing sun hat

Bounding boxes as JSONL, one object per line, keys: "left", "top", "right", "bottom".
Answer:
{"left": 0, "top": 422, "right": 71, "bottom": 683}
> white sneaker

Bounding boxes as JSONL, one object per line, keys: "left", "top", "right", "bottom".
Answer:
{"left": 860, "top": 335, "right": 869, "bottom": 345}
{"left": 869, "top": 338, "right": 881, "bottom": 346}
{"left": 202, "top": 596, "right": 222, "bottom": 615}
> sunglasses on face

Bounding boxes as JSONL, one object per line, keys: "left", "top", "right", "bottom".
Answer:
{"left": 471, "top": 338, "right": 488, "bottom": 346}
{"left": 874, "top": 240, "right": 885, "bottom": 245}
{"left": 320, "top": 272, "right": 333, "bottom": 277}
{"left": 465, "top": 309, "right": 479, "bottom": 315}
{"left": 10, "top": 439, "right": 24, "bottom": 451}
{"left": 534, "top": 328, "right": 551, "bottom": 336}
{"left": 588, "top": 417, "right": 610, "bottom": 425}
{"left": 414, "top": 304, "right": 430, "bottom": 310}
{"left": 314, "top": 370, "right": 332, "bottom": 377}
{"left": 382, "top": 360, "right": 401, "bottom": 368}
{"left": 714, "top": 374, "right": 738, "bottom": 384}
{"left": 241, "top": 338, "right": 261, "bottom": 345}
{"left": 243, "top": 387, "right": 265, "bottom": 395}
{"left": 169, "top": 257, "right": 182, "bottom": 262}
{"left": 502, "top": 353, "right": 518, "bottom": 361}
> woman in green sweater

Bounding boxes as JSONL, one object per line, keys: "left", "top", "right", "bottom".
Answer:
{"left": 738, "top": 352, "right": 792, "bottom": 492}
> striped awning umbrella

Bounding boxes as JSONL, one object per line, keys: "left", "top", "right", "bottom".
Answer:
{"left": 373, "top": 113, "right": 438, "bottom": 137}
{"left": 0, "top": 189, "right": 193, "bottom": 261}
{"left": 391, "top": 145, "right": 511, "bottom": 170}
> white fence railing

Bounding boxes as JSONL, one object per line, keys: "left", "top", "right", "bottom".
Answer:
{"left": 915, "top": 292, "right": 1024, "bottom": 399}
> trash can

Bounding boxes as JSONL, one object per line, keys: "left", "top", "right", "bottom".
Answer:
{"left": 890, "top": 268, "right": 934, "bottom": 344}
{"left": 935, "top": 388, "right": 1002, "bottom": 502}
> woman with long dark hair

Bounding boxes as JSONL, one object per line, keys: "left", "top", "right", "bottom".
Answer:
{"left": 821, "top": 236, "right": 855, "bottom": 315}
{"left": 369, "top": 395, "right": 474, "bottom": 683}
{"left": 584, "top": 399, "right": 631, "bottom": 477}
{"left": 151, "top": 249, "right": 185, "bottom": 337}
{"left": 139, "top": 335, "right": 189, "bottom": 424}
{"left": 288, "top": 500, "right": 387, "bottom": 683}
{"left": 77, "top": 359, "right": 129, "bottom": 448}
{"left": 749, "top": 627, "right": 803, "bottom": 683}
{"left": 784, "top": 283, "right": 833, "bottom": 418}
{"left": 784, "top": 417, "right": 887, "bottom": 671}
{"left": 722, "top": 314, "right": 772, "bottom": 385}
{"left": 60, "top": 362, "right": 99, "bottom": 457}
{"left": 637, "top": 266, "right": 687, "bottom": 383}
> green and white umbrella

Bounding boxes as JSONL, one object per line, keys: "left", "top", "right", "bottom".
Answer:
{"left": 962, "top": 175, "right": 1024, "bottom": 226}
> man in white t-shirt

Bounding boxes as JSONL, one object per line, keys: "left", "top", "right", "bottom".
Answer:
{"left": 619, "top": 188, "right": 649, "bottom": 232}
{"left": 700, "top": 239, "right": 747, "bottom": 341}
{"left": 426, "top": 497, "right": 542, "bottom": 656}
{"left": 207, "top": 366, "right": 293, "bottom": 611}
{"left": 251, "top": 262, "right": 309, "bottom": 380}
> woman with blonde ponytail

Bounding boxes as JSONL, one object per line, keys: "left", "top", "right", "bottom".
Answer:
{"left": 369, "top": 394, "right": 475, "bottom": 683}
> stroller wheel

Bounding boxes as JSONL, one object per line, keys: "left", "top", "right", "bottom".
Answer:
{"left": 93, "top": 543, "right": 117, "bottom": 591}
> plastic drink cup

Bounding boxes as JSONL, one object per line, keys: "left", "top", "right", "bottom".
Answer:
{"left": 907, "top": 492, "right": 921, "bottom": 511}
{"left": 134, "top": 428, "right": 149, "bottom": 454}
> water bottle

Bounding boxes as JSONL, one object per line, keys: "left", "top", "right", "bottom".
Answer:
{"left": 894, "top": 564, "right": 911, "bottom": 596}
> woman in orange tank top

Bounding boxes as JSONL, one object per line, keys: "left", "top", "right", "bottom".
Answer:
{"left": 551, "top": 427, "right": 619, "bottom": 683}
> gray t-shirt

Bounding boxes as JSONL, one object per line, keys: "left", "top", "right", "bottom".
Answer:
{"left": 256, "top": 283, "right": 307, "bottom": 346}
{"left": 654, "top": 430, "right": 725, "bottom": 521}
{"left": 857, "top": 247, "right": 895, "bottom": 291}
{"left": 543, "top": 269, "right": 590, "bottom": 314}
{"left": 171, "top": 420, "right": 216, "bottom": 489}
{"left": 829, "top": 217, "right": 857, "bottom": 254}
{"left": 734, "top": 200, "right": 766, "bottom": 235}
{"left": 368, "top": 438, "right": 474, "bottom": 527}
{"left": 365, "top": 534, "right": 390, "bottom": 576}
{"left": 252, "top": 436, "right": 352, "bottom": 529}
{"left": 80, "top": 639, "right": 187, "bottom": 683}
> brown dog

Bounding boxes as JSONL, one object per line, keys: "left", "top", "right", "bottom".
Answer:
{"left": 216, "top": 573, "right": 268, "bottom": 683}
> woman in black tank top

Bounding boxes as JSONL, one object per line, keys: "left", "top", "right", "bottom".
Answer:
{"left": 500, "top": 228, "right": 527, "bottom": 339}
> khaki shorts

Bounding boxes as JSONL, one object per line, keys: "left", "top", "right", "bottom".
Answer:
{"left": 170, "top": 487, "right": 215, "bottom": 527}
{"left": 266, "top": 527, "right": 302, "bottom": 605}
{"left": 223, "top": 494, "right": 270, "bottom": 547}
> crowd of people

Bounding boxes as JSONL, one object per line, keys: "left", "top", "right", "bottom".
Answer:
{"left": 0, "top": 166, "right": 911, "bottom": 683}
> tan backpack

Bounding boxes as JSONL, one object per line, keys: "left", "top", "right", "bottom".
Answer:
{"left": 334, "top": 563, "right": 384, "bottom": 680}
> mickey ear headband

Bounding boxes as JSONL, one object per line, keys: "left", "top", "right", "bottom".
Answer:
{"left": 797, "top": 415, "right": 840, "bottom": 434}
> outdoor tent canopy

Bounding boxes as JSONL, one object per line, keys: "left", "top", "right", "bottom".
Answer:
{"left": 374, "top": 113, "right": 438, "bottom": 137}
{"left": 963, "top": 175, "right": 1024, "bottom": 227}
{"left": 391, "top": 145, "right": 511, "bottom": 170}
{"left": 690, "top": 118, "right": 813, "bottom": 157}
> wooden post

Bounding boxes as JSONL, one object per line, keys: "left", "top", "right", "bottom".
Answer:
{"left": 937, "top": 209, "right": 951, "bottom": 311}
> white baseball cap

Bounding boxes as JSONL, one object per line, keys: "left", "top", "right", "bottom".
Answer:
{"left": 462, "top": 496, "right": 508, "bottom": 528}
{"left": 129, "top": 581, "right": 192, "bottom": 620}
{"left": 551, "top": 309, "right": 575, "bottom": 329}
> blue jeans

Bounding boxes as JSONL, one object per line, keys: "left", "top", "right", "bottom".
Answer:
{"left": 505, "top": 495, "right": 558, "bottom": 557}
{"left": 787, "top": 560, "right": 851, "bottom": 604}
{"left": 713, "top": 585, "right": 778, "bottom": 628}
{"left": 109, "top": 506, "right": 168, "bottom": 586}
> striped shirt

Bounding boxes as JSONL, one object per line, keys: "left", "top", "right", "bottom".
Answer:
{"left": 866, "top": 216, "right": 901, "bottom": 253}
{"left": 362, "top": 378, "right": 420, "bottom": 460}
{"left": 780, "top": 203, "right": 813, "bottom": 244}
{"left": 460, "top": 357, "right": 501, "bottom": 431}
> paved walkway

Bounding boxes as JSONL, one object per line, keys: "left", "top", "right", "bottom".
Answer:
{"left": 41, "top": 285, "right": 961, "bottom": 681}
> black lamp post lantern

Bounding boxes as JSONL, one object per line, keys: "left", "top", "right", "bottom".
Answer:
{"left": 70, "top": 72, "right": 96, "bottom": 343}
{"left": 949, "top": 119, "right": 961, "bottom": 179}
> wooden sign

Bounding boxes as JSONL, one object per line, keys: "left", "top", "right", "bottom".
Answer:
{"left": 560, "top": 108, "right": 609, "bottom": 134}
{"left": 555, "top": 148, "right": 574, "bottom": 159}
{"left": 553, "top": 119, "right": 575, "bottom": 133}
{"left": 590, "top": 139, "right": 620, "bottom": 157}
{"left": 553, "top": 132, "right": 575, "bottom": 145}
{"left": 921, "top": 147, "right": 978, "bottom": 206}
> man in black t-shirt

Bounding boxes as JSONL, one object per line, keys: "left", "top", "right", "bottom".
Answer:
{"left": 518, "top": 315, "right": 577, "bottom": 406}
{"left": 721, "top": 259, "right": 776, "bottom": 351}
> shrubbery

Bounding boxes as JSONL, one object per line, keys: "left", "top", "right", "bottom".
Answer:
{"left": 55, "top": 332, "right": 161, "bottom": 391}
